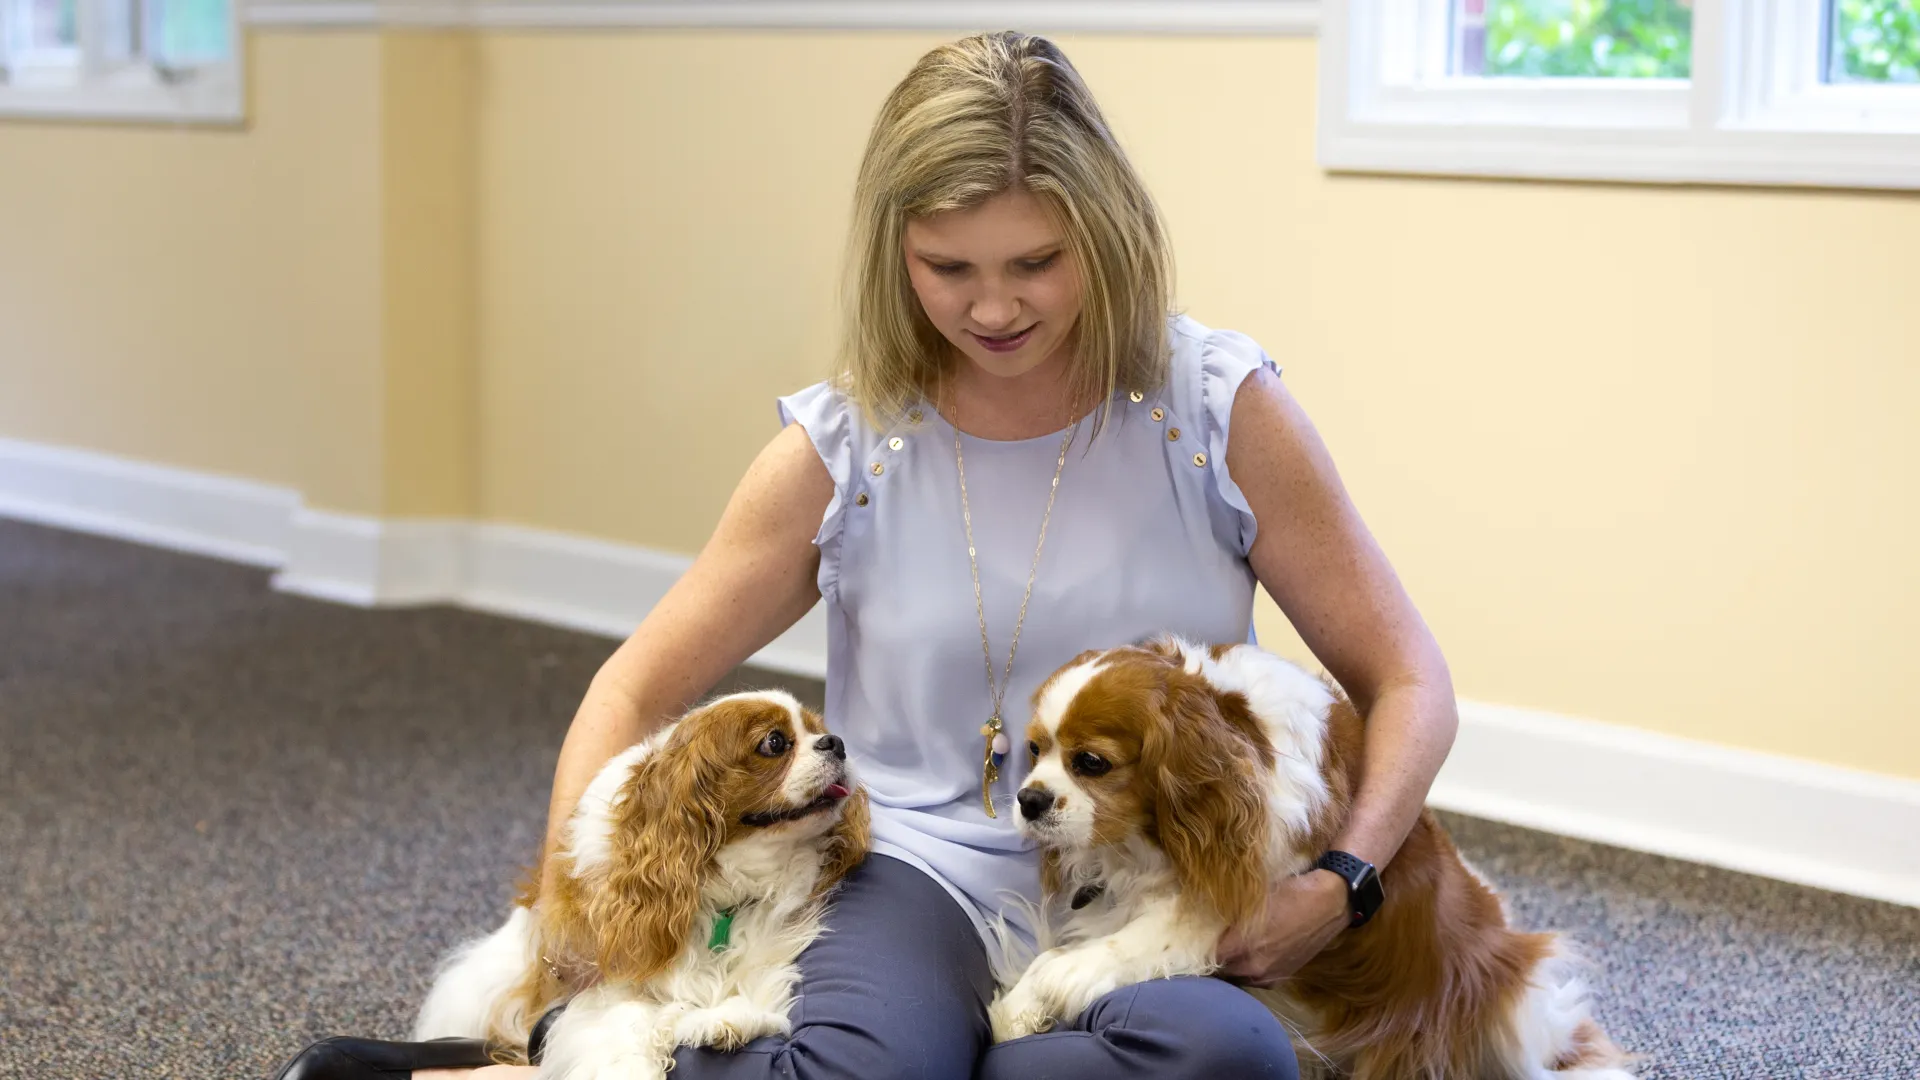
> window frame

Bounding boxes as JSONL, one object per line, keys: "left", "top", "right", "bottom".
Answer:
{"left": 0, "top": 0, "right": 243, "bottom": 124}
{"left": 1320, "top": 0, "right": 1920, "bottom": 190}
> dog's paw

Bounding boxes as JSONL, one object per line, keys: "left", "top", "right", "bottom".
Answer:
{"left": 987, "top": 989, "right": 1057, "bottom": 1043}
{"left": 537, "top": 996, "right": 670, "bottom": 1080}
{"left": 671, "top": 996, "right": 789, "bottom": 1053}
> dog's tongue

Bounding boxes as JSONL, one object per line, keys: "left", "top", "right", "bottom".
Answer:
{"left": 825, "top": 783, "right": 851, "bottom": 800}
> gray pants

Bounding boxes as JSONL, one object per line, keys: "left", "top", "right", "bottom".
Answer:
{"left": 673, "top": 854, "right": 1298, "bottom": 1080}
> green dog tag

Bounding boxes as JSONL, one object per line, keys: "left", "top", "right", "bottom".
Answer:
{"left": 709, "top": 908, "right": 735, "bottom": 953}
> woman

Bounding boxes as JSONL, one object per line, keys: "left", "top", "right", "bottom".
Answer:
{"left": 277, "top": 30, "right": 1456, "bottom": 1080}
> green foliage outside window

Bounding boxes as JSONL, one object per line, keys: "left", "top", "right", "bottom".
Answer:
{"left": 154, "top": 0, "right": 232, "bottom": 66}
{"left": 1832, "top": 0, "right": 1920, "bottom": 83}
{"left": 1475, "top": 0, "right": 1920, "bottom": 84}
{"left": 1480, "top": 0, "right": 1694, "bottom": 79}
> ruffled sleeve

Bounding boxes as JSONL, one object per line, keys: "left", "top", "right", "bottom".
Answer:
{"left": 776, "top": 381, "right": 854, "bottom": 601}
{"left": 1198, "top": 328, "right": 1282, "bottom": 557}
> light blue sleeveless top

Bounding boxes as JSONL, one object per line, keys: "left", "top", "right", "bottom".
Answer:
{"left": 776, "top": 314, "right": 1279, "bottom": 944}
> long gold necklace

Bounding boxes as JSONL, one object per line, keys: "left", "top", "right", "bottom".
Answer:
{"left": 953, "top": 395, "right": 1077, "bottom": 819}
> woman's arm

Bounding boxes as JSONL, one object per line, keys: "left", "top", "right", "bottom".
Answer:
{"left": 536, "top": 422, "right": 834, "bottom": 898}
{"left": 1216, "top": 367, "right": 1460, "bottom": 984}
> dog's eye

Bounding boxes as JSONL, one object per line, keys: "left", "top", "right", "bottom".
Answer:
{"left": 1071, "top": 752, "right": 1111, "bottom": 777}
{"left": 757, "top": 730, "right": 791, "bottom": 757}
{"left": 1028, "top": 740, "right": 1040, "bottom": 763}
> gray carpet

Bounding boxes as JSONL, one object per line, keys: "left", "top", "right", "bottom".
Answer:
{"left": 0, "top": 517, "right": 1914, "bottom": 1079}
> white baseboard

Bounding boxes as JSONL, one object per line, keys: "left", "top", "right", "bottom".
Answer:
{"left": 3, "top": 435, "right": 1914, "bottom": 907}
{"left": 463, "top": 521, "right": 829, "bottom": 679}
{"left": 0, "top": 437, "right": 296, "bottom": 567}
{"left": 1434, "top": 702, "right": 1920, "bottom": 909}
{"left": 0, "top": 436, "right": 825, "bottom": 675}
{"left": 273, "top": 509, "right": 468, "bottom": 606}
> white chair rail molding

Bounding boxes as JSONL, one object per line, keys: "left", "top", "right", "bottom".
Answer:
{"left": 1320, "top": 0, "right": 1920, "bottom": 189}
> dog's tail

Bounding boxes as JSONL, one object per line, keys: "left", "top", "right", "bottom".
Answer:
{"left": 1511, "top": 941, "right": 1640, "bottom": 1079}
{"left": 413, "top": 904, "right": 544, "bottom": 1043}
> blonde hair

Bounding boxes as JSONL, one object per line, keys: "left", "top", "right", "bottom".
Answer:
{"left": 836, "top": 31, "right": 1175, "bottom": 431}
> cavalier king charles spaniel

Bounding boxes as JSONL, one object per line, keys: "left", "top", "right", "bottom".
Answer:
{"left": 411, "top": 689, "right": 868, "bottom": 1079}
{"left": 991, "top": 637, "right": 1633, "bottom": 1080}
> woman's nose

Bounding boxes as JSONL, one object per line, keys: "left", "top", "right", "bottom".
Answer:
{"left": 971, "top": 291, "right": 1020, "bottom": 331}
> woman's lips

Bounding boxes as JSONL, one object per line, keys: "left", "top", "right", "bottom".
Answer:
{"left": 970, "top": 325, "right": 1035, "bottom": 353}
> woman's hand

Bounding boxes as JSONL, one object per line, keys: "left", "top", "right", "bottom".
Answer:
{"left": 1216, "top": 869, "right": 1350, "bottom": 987}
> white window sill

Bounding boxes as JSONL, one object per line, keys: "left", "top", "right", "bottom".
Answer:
{"left": 0, "top": 67, "right": 243, "bottom": 125}
{"left": 1319, "top": 128, "right": 1920, "bottom": 191}
{"left": 1321, "top": 0, "right": 1920, "bottom": 192}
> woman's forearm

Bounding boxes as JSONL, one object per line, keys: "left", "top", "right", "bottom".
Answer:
{"left": 1331, "top": 674, "right": 1458, "bottom": 870}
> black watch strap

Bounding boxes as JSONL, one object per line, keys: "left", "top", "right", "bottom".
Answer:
{"left": 1316, "top": 850, "right": 1369, "bottom": 883}
{"left": 1314, "top": 850, "right": 1384, "bottom": 927}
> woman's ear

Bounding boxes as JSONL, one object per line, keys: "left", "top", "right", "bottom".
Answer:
{"left": 586, "top": 745, "right": 728, "bottom": 984}
{"left": 1144, "top": 676, "right": 1271, "bottom": 929}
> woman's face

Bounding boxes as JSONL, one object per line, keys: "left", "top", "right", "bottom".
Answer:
{"left": 902, "top": 188, "right": 1084, "bottom": 383}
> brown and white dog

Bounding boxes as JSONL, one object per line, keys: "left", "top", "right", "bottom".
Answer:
{"left": 412, "top": 690, "right": 869, "bottom": 1080}
{"left": 991, "top": 637, "right": 1633, "bottom": 1080}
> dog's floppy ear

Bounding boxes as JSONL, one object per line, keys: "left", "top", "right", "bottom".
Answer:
{"left": 1143, "top": 672, "right": 1271, "bottom": 929}
{"left": 587, "top": 735, "right": 728, "bottom": 984}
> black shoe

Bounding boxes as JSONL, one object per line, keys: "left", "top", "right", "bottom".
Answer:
{"left": 271, "top": 1036, "right": 494, "bottom": 1080}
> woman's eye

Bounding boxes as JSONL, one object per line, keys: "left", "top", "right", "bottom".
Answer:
{"left": 929, "top": 262, "right": 967, "bottom": 277}
{"left": 757, "top": 731, "right": 791, "bottom": 757}
{"left": 1028, "top": 741, "right": 1041, "bottom": 762}
{"left": 1072, "top": 752, "right": 1111, "bottom": 777}
{"left": 1019, "top": 254, "right": 1058, "bottom": 273}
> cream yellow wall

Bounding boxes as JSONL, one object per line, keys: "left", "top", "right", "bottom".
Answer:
{"left": 472, "top": 33, "right": 894, "bottom": 552}
{"left": 1, "top": 28, "right": 1913, "bottom": 779}
{"left": 473, "top": 32, "right": 1919, "bottom": 779}
{"left": 0, "top": 32, "right": 388, "bottom": 514}
{"left": 380, "top": 31, "right": 477, "bottom": 517}
{"left": 0, "top": 29, "right": 475, "bottom": 518}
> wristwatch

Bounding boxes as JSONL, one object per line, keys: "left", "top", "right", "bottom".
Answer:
{"left": 1314, "top": 850, "right": 1384, "bottom": 927}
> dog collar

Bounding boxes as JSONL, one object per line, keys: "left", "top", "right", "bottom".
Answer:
{"left": 1069, "top": 883, "right": 1105, "bottom": 910}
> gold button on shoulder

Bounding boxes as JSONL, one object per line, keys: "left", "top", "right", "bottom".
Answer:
{"left": 870, "top": 462, "right": 884, "bottom": 476}
{"left": 1128, "top": 390, "right": 1144, "bottom": 403}
{"left": 855, "top": 492, "right": 869, "bottom": 507}
{"left": 1193, "top": 452, "right": 1208, "bottom": 467}
{"left": 1150, "top": 407, "right": 1165, "bottom": 422}
{"left": 888, "top": 436, "right": 904, "bottom": 451}
{"left": 1167, "top": 427, "right": 1181, "bottom": 441}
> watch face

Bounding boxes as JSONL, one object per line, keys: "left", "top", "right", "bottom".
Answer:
{"left": 1352, "top": 865, "right": 1385, "bottom": 925}
{"left": 1316, "top": 851, "right": 1386, "bottom": 927}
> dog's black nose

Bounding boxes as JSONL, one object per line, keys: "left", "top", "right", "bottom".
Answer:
{"left": 1017, "top": 786, "right": 1055, "bottom": 821}
{"left": 816, "top": 734, "right": 846, "bottom": 760}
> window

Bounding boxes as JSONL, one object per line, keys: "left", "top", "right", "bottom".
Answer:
{"left": 1828, "top": 0, "right": 1920, "bottom": 82}
{"left": 1456, "top": 0, "right": 1693, "bottom": 78}
{"left": 0, "top": 0, "right": 240, "bottom": 123}
{"left": 1320, "top": 0, "right": 1920, "bottom": 190}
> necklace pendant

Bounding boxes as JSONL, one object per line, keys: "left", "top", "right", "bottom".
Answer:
{"left": 982, "top": 731, "right": 1001, "bottom": 818}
